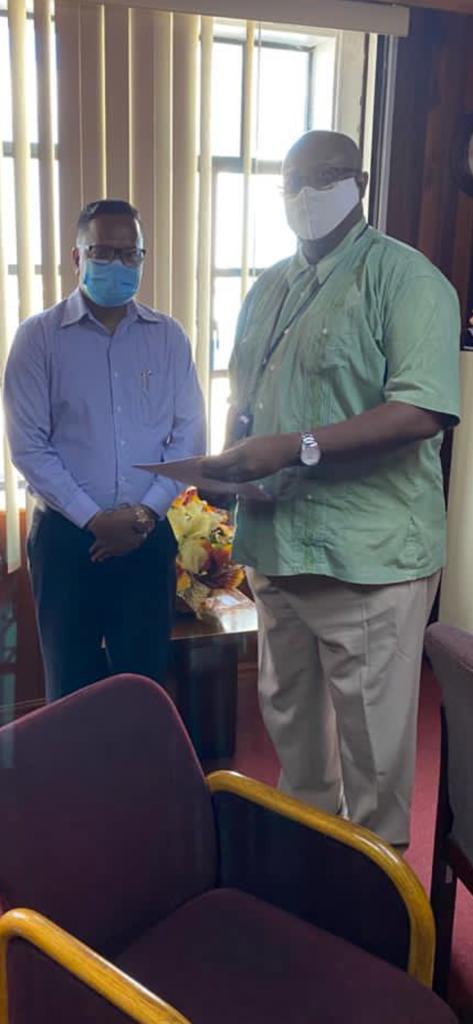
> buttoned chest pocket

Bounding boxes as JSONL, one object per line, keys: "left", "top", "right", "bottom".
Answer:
{"left": 139, "top": 369, "right": 172, "bottom": 428}
{"left": 300, "top": 320, "right": 350, "bottom": 376}
{"left": 304, "top": 331, "right": 348, "bottom": 374}
{"left": 300, "top": 285, "right": 364, "bottom": 375}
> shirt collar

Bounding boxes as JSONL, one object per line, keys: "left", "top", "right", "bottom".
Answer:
{"left": 286, "top": 217, "right": 369, "bottom": 288}
{"left": 60, "top": 288, "right": 163, "bottom": 328}
{"left": 60, "top": 288, "right": 90, "bottom": 327}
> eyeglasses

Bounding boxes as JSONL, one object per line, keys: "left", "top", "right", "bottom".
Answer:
{"left": 81, "top": 244, "right": 146, "bottom": 268}
{"left": 281, "top": 166, "right": 359, "bottom": 197}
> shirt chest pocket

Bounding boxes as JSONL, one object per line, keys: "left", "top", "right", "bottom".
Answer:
{"left": 300, "top": 289, "right": 367, "bottom": 375}
{"left": 300, "top": 325, "right": 348, "bottom": 375}
{"left": 138, "top": 368, "right": 172, "bottom": 427}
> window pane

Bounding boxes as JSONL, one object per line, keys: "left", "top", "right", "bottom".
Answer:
{"left": 215, "top": 172, "right": 243, "bottom": 269}
{"left": 211, "top": 41, "right": 242, "bottom": 157}
{"left": 252, "top": 174, "right": 296, "bottom": 267}
{"left": 210, "top": 374, "right": 230, "bottom": 454}
{"left": 212, "top": 276, "right": 241, "bottom": 371}
{"left": 2, "top": 157, "right": 17, "bottom": 266}
{"left": 5, "top": 272, "right": 19, "bottom": 341}
{"left": 32, "top": 269, "right": 43, "bottom": 311}
{"left": 0, "top": 19, "right": 12, "bottom": 142}
{"left": 4, "top": 271, "right": 43, "bottom": 341}
{"left": 2, "top": 158, "right": 43, "bottom": 270}
{"left": 254, "top": 47, "right": 308, "bottom": 161}
{"left": 311, "top": 40, "right": 336, "bottom": 130}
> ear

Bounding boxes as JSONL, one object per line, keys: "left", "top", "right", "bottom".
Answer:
{"left": 357, "top": 172, "right": 369, "bottom": 200}
{"left": 72, "top": 246, "right": 80, "bottom": 276}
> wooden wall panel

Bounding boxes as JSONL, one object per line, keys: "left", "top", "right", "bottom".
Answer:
{"left": 387, "top": 7, "right": 473, "bottom": 313}
{"left": 386, "top": 7, "right": 473, "bottom": 551}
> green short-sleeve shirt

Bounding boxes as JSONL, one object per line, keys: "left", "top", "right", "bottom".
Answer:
{"left": 230, "top": 220, "right": 461, "bottom": 584}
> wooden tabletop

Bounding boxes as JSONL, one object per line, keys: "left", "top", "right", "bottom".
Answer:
{"left": 172, "top": 595, "right": 258, "bottom": 643}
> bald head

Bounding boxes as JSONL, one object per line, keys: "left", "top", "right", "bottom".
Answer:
{"left": 286, "top": 130, "right": 361, "bottom": 169}
{"left": 283, "top": 130, "right": 366, "bottom": 198}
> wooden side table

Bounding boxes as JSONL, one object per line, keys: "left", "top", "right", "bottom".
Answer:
{"left": 171, "top": 598, "right": 257, "bottom": 761}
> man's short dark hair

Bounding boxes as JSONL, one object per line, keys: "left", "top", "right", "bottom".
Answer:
{"left": 76, "top": 199, "right": 142, "bottom": 240}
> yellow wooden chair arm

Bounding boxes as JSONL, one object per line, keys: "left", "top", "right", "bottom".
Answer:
{"left": 0, "top": 907, "right": 190, "bottom": 1024}
{"left": 207, "top": 770, "right": 435, "bottom": 987}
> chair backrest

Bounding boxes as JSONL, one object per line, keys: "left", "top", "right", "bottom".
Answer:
{"left": 0, "top": 676, "right": 217, "bottom": 955}
{"left": 425, "top": 623, "right": 473, "bottom": 865}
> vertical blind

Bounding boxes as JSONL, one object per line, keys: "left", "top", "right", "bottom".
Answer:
{"left": 55, "top": 1, "right": 204, "bottom": 339}
{"left": 1, "top": 0, "right": 57, "bottom": 573}
{"left": 55, "top": 1, "right": 236, "bottom": 416}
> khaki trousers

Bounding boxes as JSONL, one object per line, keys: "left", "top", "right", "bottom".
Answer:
{"left": 247, "top": 569, "right": 440, "bottom": 847}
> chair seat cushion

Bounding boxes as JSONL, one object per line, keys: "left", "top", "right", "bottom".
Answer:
{"left": 115, "top": 888, "right": 456, "bottom": 1023}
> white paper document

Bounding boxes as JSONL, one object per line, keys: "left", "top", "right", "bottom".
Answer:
{"left": 135, "top": 457, "right": 271, "bottom": 501}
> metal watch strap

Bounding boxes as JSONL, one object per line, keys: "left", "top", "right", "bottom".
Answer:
{"left": 133, "top": 504, "right": 156, "bottom": 536}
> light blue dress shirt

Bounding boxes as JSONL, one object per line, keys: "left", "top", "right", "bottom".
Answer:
{"left": 3, "top": 289, "right": 206, "bottom": 527}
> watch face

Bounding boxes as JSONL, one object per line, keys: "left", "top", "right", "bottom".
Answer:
{"left": 301, "top": 443, "right": 321, "bottom": 466}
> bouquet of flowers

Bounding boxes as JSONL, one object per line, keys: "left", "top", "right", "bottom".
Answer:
{"left": 167, "top": 488, "right": 245, "bottom": 618}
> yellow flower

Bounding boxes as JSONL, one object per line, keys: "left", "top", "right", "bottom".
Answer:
{"left": 179, "top": 537, "right": 211, "bottom": 574}
{"left": 168, "top": 500, "right": 221, "bottom": 544}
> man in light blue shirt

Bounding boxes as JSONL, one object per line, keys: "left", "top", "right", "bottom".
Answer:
{"left": 4, "top": 198, "right": 205, "bottom": 701}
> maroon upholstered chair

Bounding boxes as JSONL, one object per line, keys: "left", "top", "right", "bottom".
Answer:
{"left": 426, "top": 622, "right": 473, "bottom": 998}
{"left": 0, "top": 675, "right": 456, "bottom": 1023}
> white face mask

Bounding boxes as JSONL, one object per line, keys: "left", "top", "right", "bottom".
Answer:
{"left": 284, "top": 177, "right": 360, "bottom": 241}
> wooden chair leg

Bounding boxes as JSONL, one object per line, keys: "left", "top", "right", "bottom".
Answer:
{"left": 431, "top": 706, "right": 456, "bottom": 998}
{"left": 431, "top": 852, "right": 457, "bottom": 998}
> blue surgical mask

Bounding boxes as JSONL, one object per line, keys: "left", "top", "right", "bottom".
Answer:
{"left": 81, "top": 259, "right": 141, "bottom": 307}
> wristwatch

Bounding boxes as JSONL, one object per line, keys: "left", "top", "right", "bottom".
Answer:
{"left": 133, "top": 504, "right": 157, "bottom": 537}
{"left": 300, "top": 432, "right": 322, "bottom": 467}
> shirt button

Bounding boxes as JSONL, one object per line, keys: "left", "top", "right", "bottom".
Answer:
{"left": 120, "top": 440, "right": 125, "bottom": 447}
{"left": 117, "top": 406, "right": 122, "bottom": 413}
{"left": 307, "top": 494, "right": 314, "bottom": 501}
{"left": 258, "top": 402, "right": 264, "bottom": 410}
{"left": 114, "top": 372, "right": 119, "bottom": 379}
{"left": 322, "top": 327, "right": 329, "bottom": 336}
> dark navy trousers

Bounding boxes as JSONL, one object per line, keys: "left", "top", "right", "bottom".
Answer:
{"left": 28, "top": 507, "right": 177, "bottom": 702}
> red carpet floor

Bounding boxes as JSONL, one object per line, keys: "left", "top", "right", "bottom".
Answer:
{"left": 220, "top": 659, "right": 473, "bottom": 1022}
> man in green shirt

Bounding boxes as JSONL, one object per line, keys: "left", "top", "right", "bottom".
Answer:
{"left": 203, "top": 130, "right": 460, "bottom": 848}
